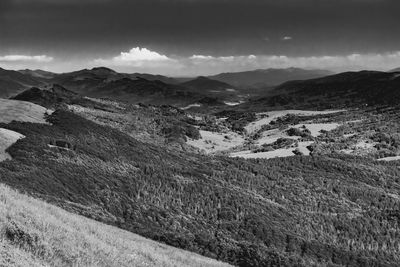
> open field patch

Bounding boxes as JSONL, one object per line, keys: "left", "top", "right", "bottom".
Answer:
{"left": 244, "top": 109, "right": 346, "bottom": 134}
{"left": 187, "top": 130, "right": 245, "bottom": 153}
{"left": 0, "top": 99, "right": 52, "bottom": 124}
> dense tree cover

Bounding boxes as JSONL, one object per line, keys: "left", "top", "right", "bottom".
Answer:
{"left": 11, "top": 85, "right": 109, "bottom": 110}
{"left": 1, "top": 110, "right": 400, "bottom": 266}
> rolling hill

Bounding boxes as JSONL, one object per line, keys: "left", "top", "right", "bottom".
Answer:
{"left": 129, "top": 72, "right": 179, "bottom": 84}
{"left": 180, "top": 77, "right": 240, "bottom": 103}
{"left": 84, "top": 77, "right": 206, "bottom": 106}
{"left": 240, "top": 70, "right": 400, "bottom": 111}
{"left": 11, "top": 84, "right": 112, "bottom": 110}
{"left": 209, "top": 68, "right": 333, "bottom": 88}
{"left": 0, "top": 68, "right": 44, "bottom": 98}
{"left": 181, "top": 76, "right": 235, "bottom": 92}
{"left": 48, "top": 67, "right": 123, "bottom": 93}
{"left": 0, "top": 98, "right": 51, "bottom": 124}
{"left": 18, "top": 69, "right": 57, "bottom": 80}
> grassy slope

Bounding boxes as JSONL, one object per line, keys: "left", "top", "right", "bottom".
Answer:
{"left": 0, "top": 184, "right": 230, "bottom": 267}
{"left": 0, "top": 99, "right": 51, "bottom": 124}
{"left": 1, "top": 110, "right": 400, "bottom": 266}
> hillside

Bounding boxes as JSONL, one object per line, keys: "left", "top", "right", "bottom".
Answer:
{"left": 0, "top": 99, "right": 51, "bottom": 124}
{"left": 129, "top": 73, "right": 179, "bottom": 84}
{"left": 11, "top": 84, "right": 114, "bottom": 110}
{"left": 182, "top": 76, "right": 235, "bottom": 92}
{"left": 0, "top": 184, "right": 230, "bottom": 267}
{"left": 0, "top": 68, "right": 43, "bottom": 98}
{"left": 180, "top": 77, "right": 242, "bottom": 103}
{"left": 209, "top": 68, "right": 333, "bottom": 88}
{"left": 1, "top": 108, "right": 400, "bottom": 266}
{"left": 48, "top": 67, "right": 123, "bottom": 93}
{"left": 85, "top": 77, "right": 206, "bottom": 107}
{"left": 45, "top": 68, "right": 207, "bottom": 106}
{"left": 240, "top": 71, "right": 400, "bottom": 111}
{"left": 18, "top": 69, "right": 57, "bottom": 80}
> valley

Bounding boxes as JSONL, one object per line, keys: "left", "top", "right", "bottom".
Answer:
{"left": 2, "top": 1, "right": 399, "bottom": 266}
{"left": 1, "top": 67, "right": 400, "bottom": 267}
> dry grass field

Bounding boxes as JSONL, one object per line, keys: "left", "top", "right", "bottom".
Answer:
{"left": 0, "top": 99, "right": 51, "bottom": 124}
{"left": 0, "top": 184, "right": 231, "bottom": 267}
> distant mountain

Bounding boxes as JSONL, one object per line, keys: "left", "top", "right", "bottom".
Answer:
{"left": 241, "top": 70, "right": 400, "bottom": 111}
{"left": 18, "top": 69, "right": 57, "bottom": 80}
{"left": 49, "top": 67, "right": 124, "bottom": 92}
{"left": 84, "top": 77, "right": 206, "bottom": 106}
{"left": 129, "top": 73, "right": 179, "bottom": 84}
{"left": 0, "top": 67, "right": 43, "bottom": 98}
{"left": 389, "top": 67, "right": 400, "bottom": 72}
{"left": 181, "top": 76, "right": 235, "bottom": 92}
{"left": 11, "top": 84, "right": 104, "bottom": 109}
{"left": 181, "top": 76, "right": 244, "bottom": 106}
{"left": 44, "top": 67, "right": 229, "bottom": 107}
{"left": 209, "top": 68, "right": 333, "bottom": 88}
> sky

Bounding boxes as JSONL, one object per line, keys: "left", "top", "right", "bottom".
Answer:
{"left": 0, "top": 0, "right": 400, "bottom": 76}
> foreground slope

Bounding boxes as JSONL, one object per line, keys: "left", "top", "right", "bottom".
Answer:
{"left": 1, "top": 109, "right": 400, "bottom": 266}
{"left": 0, "top": 184, "right": 230, "bottom": 267}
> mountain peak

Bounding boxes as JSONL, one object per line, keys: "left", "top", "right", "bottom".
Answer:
{"left": 90, "top": 67, "right": 117, "bottom": 74}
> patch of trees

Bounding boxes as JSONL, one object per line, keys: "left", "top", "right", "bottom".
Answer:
{"left": 214, "top": 110, "right": 256, "bottom": 132}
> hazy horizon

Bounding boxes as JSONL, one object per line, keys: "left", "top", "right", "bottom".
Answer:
{"left": 1, "top": 0, "right": 400, "bottom": 75}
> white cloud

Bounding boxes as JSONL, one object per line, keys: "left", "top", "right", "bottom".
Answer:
{"left": 94, "top": 47, "right": 176, "bottom": 69}
{"left": 282, "top": 36, "right": 293, "bottom": 41}
{"left": 0, "top": 55, "right": 53, "bottom": 62}
{"left": 189, "top": 55, "right": 214, "bottom": 60}
{"left": 114, "top": 47, "right": 170, "bottom": 62}
{"left": 92, "top": 47, "right": 183, "bottom": 75}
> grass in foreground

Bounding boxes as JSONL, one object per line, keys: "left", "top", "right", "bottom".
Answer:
{"left": 0, "top": 184, "right": 230, "bottom": 267}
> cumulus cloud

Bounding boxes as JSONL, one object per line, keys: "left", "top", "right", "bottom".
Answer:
{"left": 94, "top": 47, "right": 175, "bottom": 68}
{"left": 189, "top": 55, "right": 214, "bottom": 60}
{"left": 0, "top": 54, "right": 53, "bottom": 62}
{"left": 114, "top": 47, "right": 170, "bottom": 62}
{"left": 282, "top": 36, "right": 292, "bottom": 41}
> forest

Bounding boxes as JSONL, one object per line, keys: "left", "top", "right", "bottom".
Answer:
{"left": 1, "top": 109, "right": 400, "bottom": 266}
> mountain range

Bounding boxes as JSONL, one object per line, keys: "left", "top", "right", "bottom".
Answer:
{"left": 209, "top": 67, "right": 333, "bottom": 88}
{"left": 0, "top": 67, "right": 329, "bottom": 106}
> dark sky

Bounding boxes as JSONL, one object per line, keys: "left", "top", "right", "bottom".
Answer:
{"left": 1, "top": 0, "right": 400, "bottom": 75}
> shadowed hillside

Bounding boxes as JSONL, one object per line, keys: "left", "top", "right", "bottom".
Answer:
{"left": 0, "top": 68, "right": 44, "bottom": 98}
{"left": 209, "top": 68, "right": 333, "bottom": 88}
{"left": 12, "top": 85, "right": 114, "bottom": 110}
{"left": 239, "top": 71, "right": 400, "bottom": 111}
